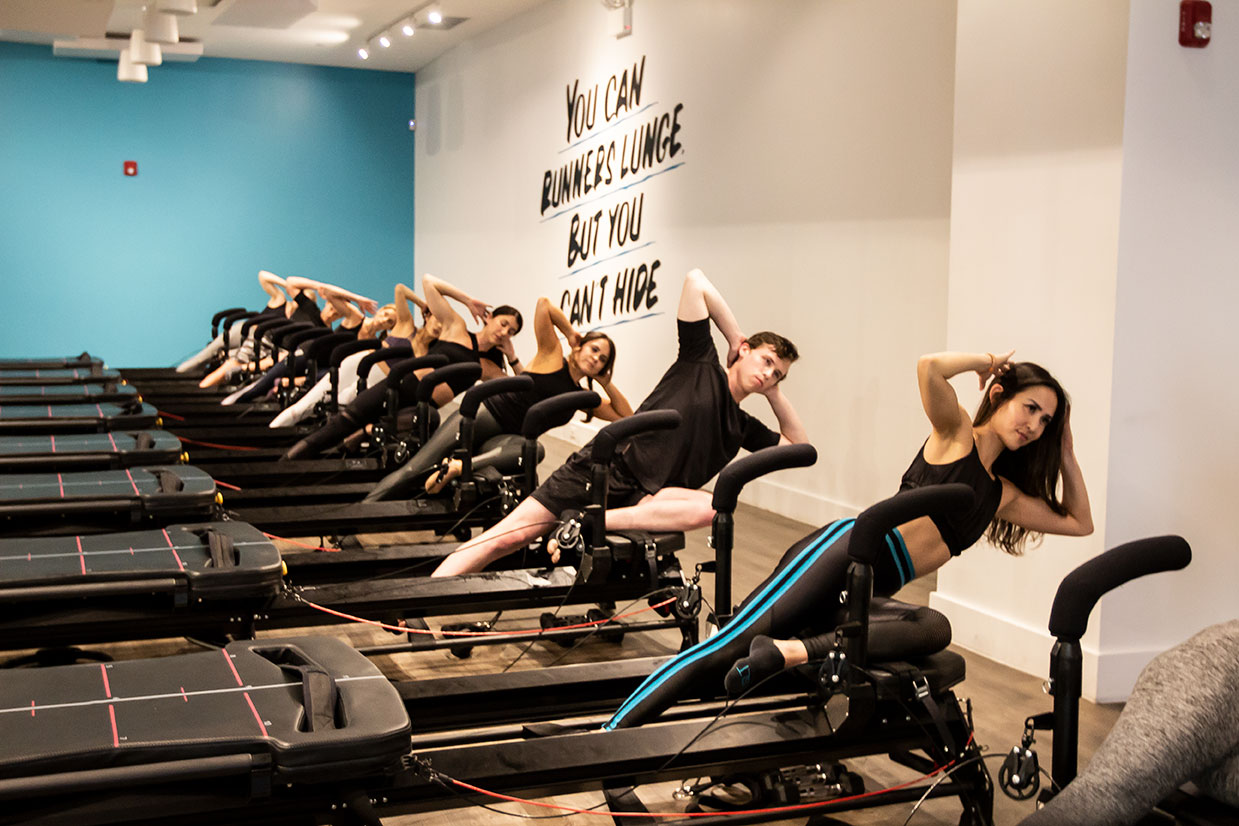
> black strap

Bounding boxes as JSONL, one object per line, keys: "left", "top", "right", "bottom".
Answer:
{"left": 607, "top": 529, "right": 660, "bottom": 585}
{"left": 604, "top": 781, "right": 651, "bottom": 826}
{"left": 131, "top": 432, "right": 157, "bottom": 450}
{"left": 881, "top": 661, "right": 956, "bottom": 756}
{"left": 151, "top": 469, "right": 184, "bottom": 493}
{"left": 276, "top": 663, "right": 339, "bottom": 732}
{"left": 204, "top": 529, "right": 237, "bottom": 569}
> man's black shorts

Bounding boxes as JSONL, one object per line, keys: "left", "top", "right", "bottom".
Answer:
{"left": 530, "top": 452, "right": 650, "bottom": 517}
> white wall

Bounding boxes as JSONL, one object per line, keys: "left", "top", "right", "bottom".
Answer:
{"left": 932, "top": 0, "right": 1130, "bottom": 699}
{"left": 1101, "top": 0, "right": 1239, "bottom": 686}
{"left": 416, "top": 0, "right": 1231, "bottom": 702}
{"left": 413, "top": 0, "right": 958, "bottom": 525}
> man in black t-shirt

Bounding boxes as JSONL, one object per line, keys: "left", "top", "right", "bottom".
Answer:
{"left": 432, "top": 268, "right": 808, "bottom": 577}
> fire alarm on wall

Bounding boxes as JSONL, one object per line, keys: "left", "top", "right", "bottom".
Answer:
{"left": 1179, "top": 0, "right": 1211, "bottom": 48}
{"left": 123, "top": 160, "right": 138, "bottom": 177}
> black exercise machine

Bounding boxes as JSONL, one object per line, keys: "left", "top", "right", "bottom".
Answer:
{"left": 0, "top": 383, "right": 139, "bottom": 404}
{"left": 0, "top": 431, "right": 184, "bottom": 472}
{"left": 0, "top": 401, "right": 160, "bottom": 435}
{"left": 991, "top": 534, "right": 1239, "bottom": 825}
{"left": 0, "top": 353, "right": 104, "bottom": 371}
{"left": 0, "top": 481, "right": 997, "bottom": 826}
{"left": 220, "top": 372, "right": 561, "bottom": 537}
{"left": 0, "top": 465, "right": 219, "bottom": 536}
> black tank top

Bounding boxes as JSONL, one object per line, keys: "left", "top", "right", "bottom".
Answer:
{"left": 482, "top": 359, "right": 581, "bottom": 433}
{"left": 899, "top": 440, "right": 1002, "bottom": 556}
{"left": 427, "top": 332, "right": 506, "bottom": 396}
{"left": 291, "top": 292, "right": 325, "bottom": 327}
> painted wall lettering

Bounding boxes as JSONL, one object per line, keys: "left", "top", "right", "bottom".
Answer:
{"left": 545, "top": 56, "right": 681, "bottom": 330}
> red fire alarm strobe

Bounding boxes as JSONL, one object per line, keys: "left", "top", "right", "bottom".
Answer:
{"left": 1180, "top": 0, "right": 1211, "bottom": 48}
{"left": 123, "top": 161, "right": 138, "bottom": 177}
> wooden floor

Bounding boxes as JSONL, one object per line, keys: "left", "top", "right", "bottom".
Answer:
{"left": 9, "top": 436, "right": 1123, "bottom": 825}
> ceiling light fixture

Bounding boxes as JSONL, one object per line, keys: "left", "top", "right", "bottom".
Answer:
{"left": 129, "top": 29, "right": 163, "bottom": 66}
{"left": 118, "top": 49, "right": 149, "bottom": 82}
{"left": 156, "top": 0, "right": 197, "bottom": 14}
{"left": 360, "top": 4, "right": 460, "bottom": 60}
{"left": 142, "top": 6, "right": 180, "bottom": 45}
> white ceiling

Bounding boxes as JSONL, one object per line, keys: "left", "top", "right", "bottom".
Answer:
{"left": 0, "top": 0, "right": 552, "bottom": 73}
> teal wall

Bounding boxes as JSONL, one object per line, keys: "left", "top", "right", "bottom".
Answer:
{"left": 0, "top": 43, "right": 415, "bottom": 366}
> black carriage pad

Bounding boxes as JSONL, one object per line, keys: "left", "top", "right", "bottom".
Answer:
{"left": 0, "top": 383, "right": 138, "bottom": 403}
{"left": 0, "top": 367, "right": 119, "bottom": 386}
{"left": 0, "top": 466, "right": 217, "bottom": 524}
{"left": 0, "top": 521, "right": 282, "bottom": 603}
{"left": 0, "top": 636, "right": 410, "bottom": 786}
{"left": 0, "top": 431, "right": 182, "bottom": 471}
{"left": 0, "top": 354, "right": 101, "bottom": 370}
{"left": 0, "top": 401, "right": 159, "bottom": 434}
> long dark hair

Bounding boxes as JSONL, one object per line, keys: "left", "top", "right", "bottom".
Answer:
{"left": 576, "top": 331, "right": 617, "bottom": 383}
{"left": 973, "top": 362, "right": 1069, "bottom": 555}
{"left": 577, "top": 331, "right": 616, "bottom": 421}
{"left": 491, "top": 305, "right": 524, "bottom": 334}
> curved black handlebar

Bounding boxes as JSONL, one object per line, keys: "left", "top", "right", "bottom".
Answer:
{"left": 303, "top": 331, "right": 355, "bottom": 363}
{"left": 329, "top": 339, "right": 382, "bottom": 369}
{"left": 388, "top": 354, "right": 452, "bottom": 384}
{"left": 211, "top": 307, "right": 247, "bottom": 337}
{"left": 522, "top": 390, "right": 601, "bottom": 438}
{"left": 460, "top": 375, "right": 535, "bottom": 418}
{"left": 356, "top": 345, "right": 414, "bottom": 378}
{"left": 711, "top": 443, "right": 818, "bottom": 514}
{"left": 590, "top": 410, "right": 682, "bottom": 465}
{"left": 415, "top": 363, "right": 482, "bottom": 403}
{"left": 849, "top": 485, "right": 976, "bottom": 565}
{"left": 1048, "top": 535, "right": 1191, "bottom": 641}
{"left": 284, "top": 327, "right": 332, "bottom": 353}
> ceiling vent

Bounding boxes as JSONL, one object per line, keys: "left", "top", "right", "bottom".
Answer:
{"left": 212, "top": 0, "right": 317, "bottom": 29}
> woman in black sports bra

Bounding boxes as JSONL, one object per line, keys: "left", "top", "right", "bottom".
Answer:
{"left": 281, "top": 274, "right": 520, "bottom": 461}
{"left": 605, "top": 350, "right": 1094, "bottom": 729}
{"left": 417, "top": 274, "right": 521, "bottom": 405}
{"left": 362, "top": 296, "right": 633, "bottom": 501}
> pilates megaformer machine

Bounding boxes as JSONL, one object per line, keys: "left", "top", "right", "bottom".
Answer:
{"left": 0, "top": 410, "right": 764, "bottom": 656}
{"left": 0, "top": 484, "right": 1008, "bottom": 826}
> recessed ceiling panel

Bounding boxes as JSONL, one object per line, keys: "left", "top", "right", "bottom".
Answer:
{"left": 213, "top": 0, "right": 318, "bottom": 29}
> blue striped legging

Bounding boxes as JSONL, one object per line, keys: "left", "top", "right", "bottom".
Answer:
{"left": 605, "top": 518, "right": 913, "bottom": 729}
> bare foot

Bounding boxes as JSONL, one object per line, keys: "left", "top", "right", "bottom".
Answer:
{"left": 425, "top": 458, "right": 463, "bottom": 494}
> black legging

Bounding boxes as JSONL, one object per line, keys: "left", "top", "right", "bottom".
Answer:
{"left": 604, "top": 517, "right": 913, "bottom": 729}
{"left": 363, "top": 407, "right": 505, "bottom": 502}
{"left": 282, "top": 372, "right": 428, "bottom": 461}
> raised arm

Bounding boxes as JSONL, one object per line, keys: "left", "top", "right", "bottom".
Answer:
{"left": 916, "top": 350, "right": 1013, "bottom": 443}
{"left": 287, "top": 277, "right": 378, "bottom": 315}
{"left": 257, "top": 270, "right": 290, "bottom": 306}
{"left": 421, "top": 274, "right": 486, "bottom": 345}
{"left": 591, "top": 374, "right": 634, "bottom": 422}
{"left": 763, "top": 383, "right": 809, "bottom": 445}
{"left": 678, "top": 268, "right": 744, "bottom": 364}
{"left": 527, "top": 297, "right": 576, "bottom": 371}
{"left": 998, "top": 410, "right": 1094, "bottom": 537}
{"left": 393, "top": 283, "right": 428, "bottom": 329}
{"left": 319, "top": 285, "right": 364, "bottom": 328}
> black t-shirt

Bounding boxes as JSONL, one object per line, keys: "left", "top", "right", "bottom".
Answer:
{"left": 599, "top": 319, "right": 779, "bottom": 493}
{"left": 483, "top": 359, "right": 580, "bottom": 433}
{"left": 428, "top": 332, "right": 506, "bottom": 396}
